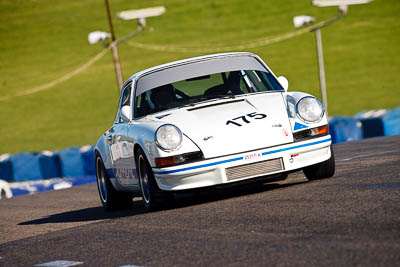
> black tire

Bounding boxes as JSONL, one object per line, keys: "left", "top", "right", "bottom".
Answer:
{"left": 96, "top": 156, "right": 133, "bottom": 211}
{"left": 303, "top": 146, "right": 335, "bottom": 181}
{"left": 136, "top": 148, "right": 173, "bottom": 211}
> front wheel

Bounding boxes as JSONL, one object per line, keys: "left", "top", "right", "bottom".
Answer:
{"left": 303, "top": 146, "right": 335, "bottom": 181}
{"left": 136, "top": 149, "right": 173, "bottom": 211}
{"left": 96, "top": 156, "right": 133, "bottom": 211}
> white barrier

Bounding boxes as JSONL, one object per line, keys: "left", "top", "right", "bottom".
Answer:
{"left": 0, "top": 179, "right": 13, "bottom": 199}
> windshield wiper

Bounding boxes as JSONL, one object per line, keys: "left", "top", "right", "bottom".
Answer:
{"left": 181, "top": 95, "right": 235, "bottom": 107}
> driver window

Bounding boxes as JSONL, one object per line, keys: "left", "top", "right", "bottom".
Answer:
{"left": 118, "top": 84, "right": 131, "bottom": 123}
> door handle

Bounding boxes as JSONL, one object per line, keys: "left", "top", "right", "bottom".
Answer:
{"left": 107, "top": 135, "right": 112, "bottom": 142}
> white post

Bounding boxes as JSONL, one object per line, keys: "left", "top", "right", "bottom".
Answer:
{"left": 110, "top": 43, "right": 124, "bottom": 90}
{"left": 105, "top": 0, "right": 124, "bottom": 91}
{"left": 315, "top": 27, "right": 328, "bottom": 116}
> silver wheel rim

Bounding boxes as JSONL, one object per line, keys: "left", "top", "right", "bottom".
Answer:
{"left": 96, "top": 158, "right": 107, "bottom": 203}
{"left": 138, "top": 154, "right": 151, "bottom": 204}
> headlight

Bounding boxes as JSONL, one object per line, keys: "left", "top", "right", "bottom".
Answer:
{"left": 296, "top": 96, "right": 324, "bottom": 123}
{"left": 155, "top": 124, "right": 182, "bottom": 151}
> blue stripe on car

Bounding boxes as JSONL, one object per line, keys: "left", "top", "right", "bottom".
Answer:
{"left": 153, "top": 137, "right": 331, "bottom": 175}
{"left": 262, "top": 138, "right": 331, "bottom": 156}
{"left": 154, "top": 157, "right": 243, "bottom": 175}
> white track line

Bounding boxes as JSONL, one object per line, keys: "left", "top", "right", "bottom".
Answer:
{"left": 0, "top": 28, "right": 142, "bottom": 102}
{"left": 35, "top": 260, "right": 83, "bottom": 267}
{"left": 0, "top": 49, "right": 108, "bottom": 102}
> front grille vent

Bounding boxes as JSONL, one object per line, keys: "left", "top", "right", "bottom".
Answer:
{"left": 183, "top": 151, "right": 204, "bottom": 163}
{"left": 226, "top": 158, "right": 284, "bottom": 181}
{"left": 293, "top": 129, "right": 311, "bottom": 141}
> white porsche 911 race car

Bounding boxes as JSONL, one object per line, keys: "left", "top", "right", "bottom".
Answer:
{"left": 95, "top": 52, "right": 335, "bottom": 211}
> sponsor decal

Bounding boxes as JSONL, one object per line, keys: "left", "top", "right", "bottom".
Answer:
{"left": 203, "top": 136, "right": 214, "bottom": 141}
{"left": 156, "top": 113, "right": 171, "bottom": 119}
{"left": 115, "top": 168, "right": 137, "bottom": 181}
{"left": 294, "top": 122, "right": 308, "bottom": 131}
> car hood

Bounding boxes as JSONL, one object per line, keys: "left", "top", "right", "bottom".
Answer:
{"left": 151, "top": 93, "right": 293, "bottom": 159}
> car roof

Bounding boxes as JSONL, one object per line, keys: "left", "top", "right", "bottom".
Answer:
{"left": 128, "top": 52, "right": 256, "bottom": 81}
{"left": 127, "top": 52, "right": 269, "bottom": 96}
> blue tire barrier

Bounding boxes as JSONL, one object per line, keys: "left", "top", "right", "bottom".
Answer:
{"left": 383, "top": 107, "right": 400, "bottom": 136}
{"left": 39, "top": 151, "right": 62, "bottom": 179}
{"left": 59, "top": 147, "right": 86, "bottom": 177}
{"left": 354, "top": 109, "right": 387, "bottom": 120}
{"left": 11, "top": 152, "right": 42, "bottom": 182}
{"left": 359, "top": 118, "right": 384, "bottom": 139}
{"left": 328, "top": 117, "right": 363, "bottom": 144}
{"left": 0, "top": 154, "right": 14, "bottom": 182}
{"left": 80, "top": 145, "right": 96, "bottom": 176}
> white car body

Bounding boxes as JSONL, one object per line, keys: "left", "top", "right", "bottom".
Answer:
{"left": 95, "top": 52, "right": 335, "bottom": 211}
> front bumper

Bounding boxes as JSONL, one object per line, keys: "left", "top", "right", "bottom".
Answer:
{"left": 152, "top": 136, "right": 332, "bottom": 191}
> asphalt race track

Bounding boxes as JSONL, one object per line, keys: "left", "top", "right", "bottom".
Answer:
{"left": 1, "top": 136, "right": 399, "bottom": 266}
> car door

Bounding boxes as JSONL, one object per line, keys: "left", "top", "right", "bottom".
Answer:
{"left": 109, "top": 83, "right": 135, "bottom": 186}
{"left": 123, "top": 83, "right": 144, "bottom": 186}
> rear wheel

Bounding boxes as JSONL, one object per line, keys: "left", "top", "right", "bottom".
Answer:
{"left": 136, "top": 148, "right": 173, "bottom": 211}
{"left": 96, "top": 156, "right": 133, "bottom": 211}
{"left": 303, "top": 146, "right": 335, "bottom": 181}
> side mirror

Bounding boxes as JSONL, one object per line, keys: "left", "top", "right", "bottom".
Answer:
{"left": 120, "top": 105, "right": 130, "bottom": 122}
{"left": 277, "top": 76, "right": 289, "bottom": 92}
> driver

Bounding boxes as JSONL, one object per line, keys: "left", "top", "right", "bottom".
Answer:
{"left": 150, "top": 84, "right": 176, "bottom": 111}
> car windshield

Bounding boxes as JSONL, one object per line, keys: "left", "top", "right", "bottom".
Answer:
{"left": 135, "top": 70, "right": 283, "bottom": 117}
